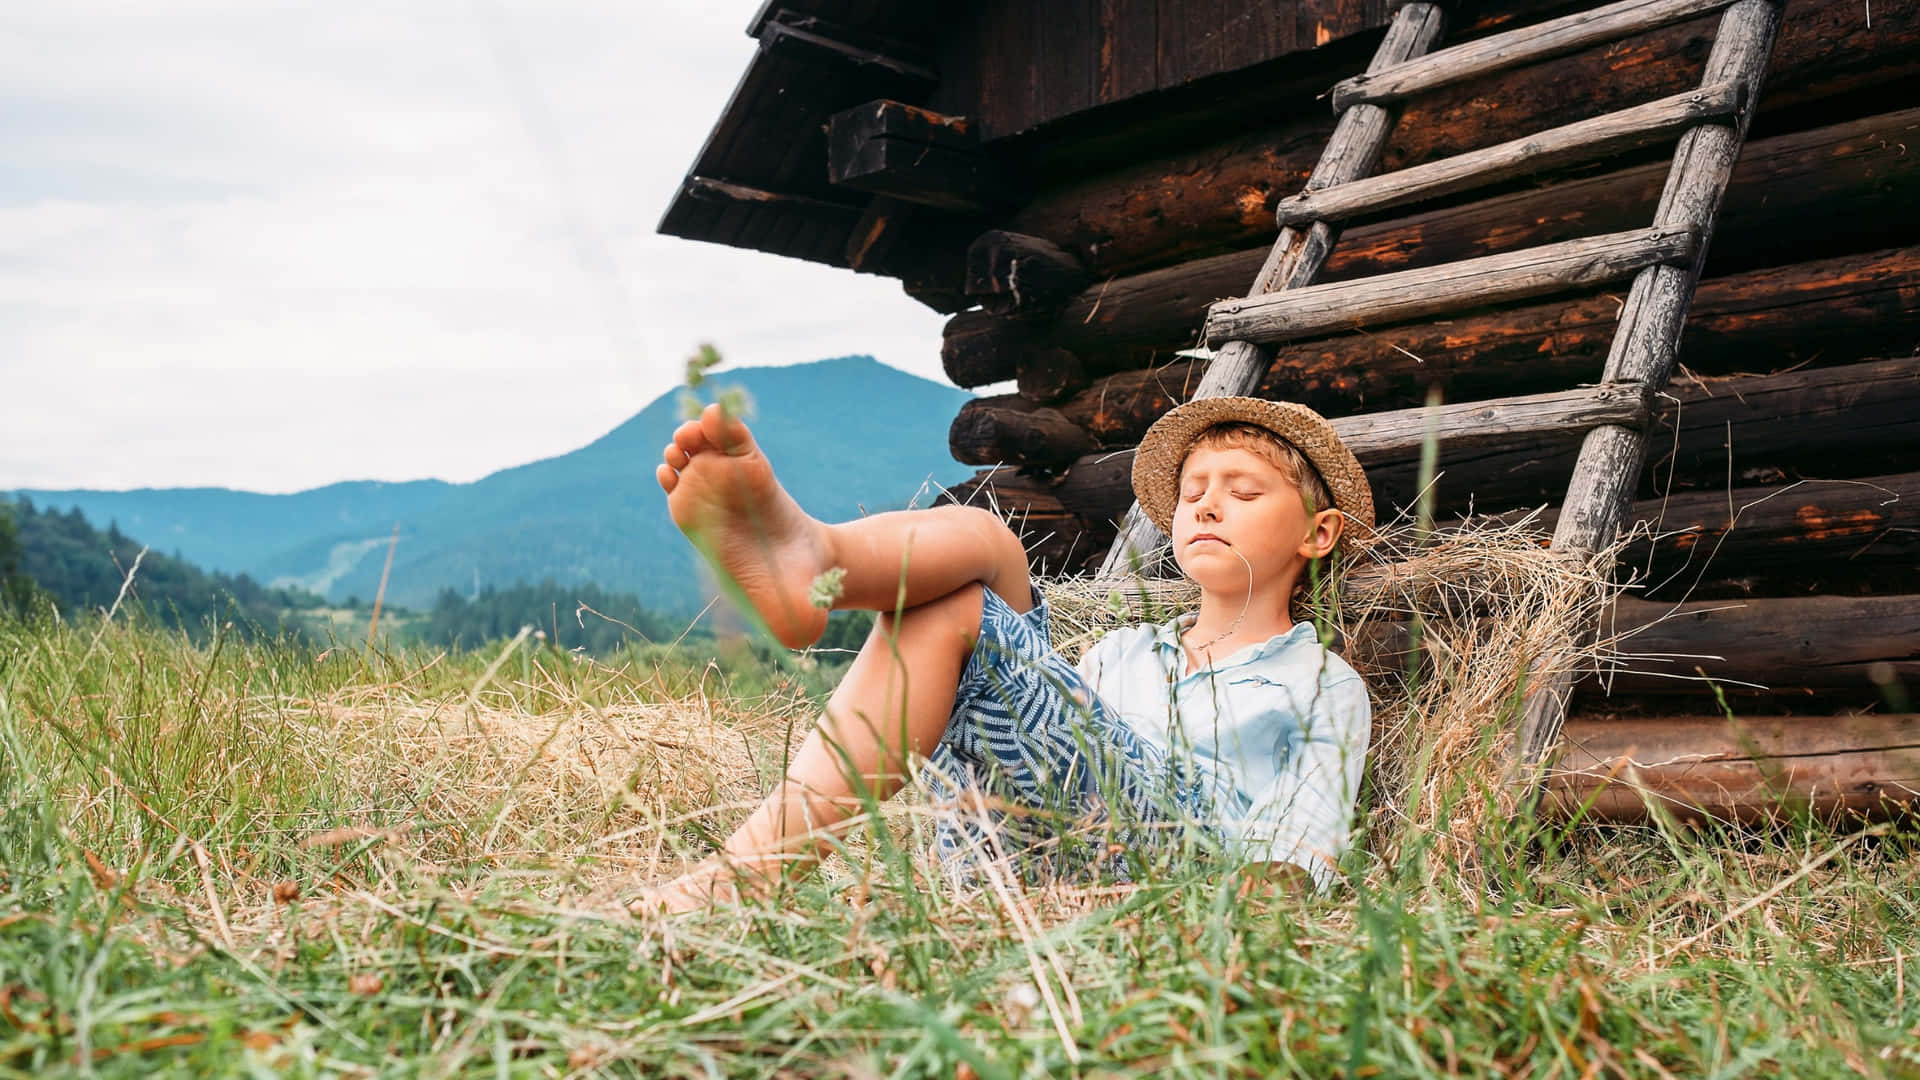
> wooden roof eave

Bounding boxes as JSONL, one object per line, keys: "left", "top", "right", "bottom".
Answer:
{"left": 656, "top": 6, "right": 941, "bottom": 269}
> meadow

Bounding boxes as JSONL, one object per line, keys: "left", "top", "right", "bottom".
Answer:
{"left": 1, "top": 609, "right": 1915, "bottom": 1078}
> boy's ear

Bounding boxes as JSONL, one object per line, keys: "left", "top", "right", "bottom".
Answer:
{"left": 1299, "top": 508, "right": 1344, "bottom": 560}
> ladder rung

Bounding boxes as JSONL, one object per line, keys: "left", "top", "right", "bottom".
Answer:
{"left": 1334, "top": 382, "right": 1653, "bottom": 464}
{"left": 1204, "top": 226, "right": 1698, "bottom": 346}
{"left": 1330, "top": 0, "right": 1740, "bottom": 113}
{"left": 1276, "top": 81, "right": 1746, "bottom": 227}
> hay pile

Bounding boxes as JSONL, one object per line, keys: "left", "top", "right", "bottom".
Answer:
{"left": 1040, "top": 514, "right": 1625, "bottom": 882}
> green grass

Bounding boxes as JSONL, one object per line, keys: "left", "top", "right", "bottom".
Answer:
{"left": 1, "top": 616, "right": 1916, "bottom": 1078}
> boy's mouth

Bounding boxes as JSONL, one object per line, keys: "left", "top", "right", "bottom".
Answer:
{"left": 1190, "top": 533, "right": 1229, "bottom": 547}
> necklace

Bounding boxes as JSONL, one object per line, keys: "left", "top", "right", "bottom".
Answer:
{"left": 1182, "top": 543, "right": 1255, "bottom": 668}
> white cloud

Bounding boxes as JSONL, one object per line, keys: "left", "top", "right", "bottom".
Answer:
{"left": 0, "top": 0, "right": 949, "bottom": 493}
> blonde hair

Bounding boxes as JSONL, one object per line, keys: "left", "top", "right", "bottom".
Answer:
{"left": 1183, "top": 422, "right": 1335, "bottom": 515}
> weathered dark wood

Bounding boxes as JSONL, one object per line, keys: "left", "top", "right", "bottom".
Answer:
{"left": 1203, "top": 227, "right": 1698, "bottom": 347}
{"left": 1521, "top": 471, "right": 1920, "bottom": 601}
{"left": 760, "top": 15, "right": 939, "bottom": 86}
{"left": 827, "top": 100, "right": 1015, "bottom": 213}
{"left": 1555, "top": 0, "right": 1785, "bottom": 556}
{"left": 959, "top": 380, "right": 1654, "bottom": 469}
{"left": 941, "top": 310, "right": 1033, "bottom": 388}
{"left": 1002, "top": 0, "right": 1920, "bottom": 280}
{"left": 843, "top": 196, "right": 913, "bottom": 271}
{"left": 1042, "top": 357, "right": 1920, "bottom": 530}
{"left": 1043, "top": 110, "right": 1920, "bottom": 357}
{"left": 1015, "top": 347, "right": 1089, "bottom": 404}
{"left": 1052, "top": 245, "right": 1920, "bottom": 450}
{"left": 1390, "top": 356, "right": 1920, "bottom": 519}
{"left": 959, "top": 461, "right": 1920, "bottom": 587}
{"left": 1331, "top": 0, "right": 1740, "bottom": 111}
{"left": 939, "top": 468, "right": 1105, "bottom": 574}
{"left": 1349, "top": 594, "right": 1920, "bottom": 696}
{"left": 1101, "top": 2, "right": 1450, "bottom": 576}
{"left": 1275, "top": 81, "right": 1746, "bottom": 227}
{"left": 965, "top": 230, "right": 1091, "bottom": 311}
{"left": 1598, "top": 595, "right": 1920, "bottom": 696}
{"left": 1546, "top": 713, "right": 1920, "bottom": 823}
{"left": 1524, "top": 0, "right": 1788, "bottom": 771}
{"left": 949, "top": 395, "right": 1097, "bottom": 468}
{"left": 680, "top": 177, "right": 865, "bottom": 219}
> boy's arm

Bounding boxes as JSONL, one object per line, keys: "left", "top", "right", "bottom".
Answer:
{"left": 1233, "top": 675, "right": 1371, "bottom": 889}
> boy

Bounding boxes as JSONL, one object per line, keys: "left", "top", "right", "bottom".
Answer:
{"left": 633, "top": 396, "right": 1372, "bottom": 913}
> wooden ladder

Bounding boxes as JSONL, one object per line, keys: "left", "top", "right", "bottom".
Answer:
{"left": 1100, "top": 0, "right": 1788, "bottom": 765}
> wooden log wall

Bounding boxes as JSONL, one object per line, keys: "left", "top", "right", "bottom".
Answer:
{"left": 997, "top": 0, "right": 1919, "bottom": 280}
{"left": 928, "top": 0, "right": 1920, "bottom": 823}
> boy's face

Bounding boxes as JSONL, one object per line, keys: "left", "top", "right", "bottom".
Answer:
{"left": 1171, "top": 444, "right": 1343, "bottom": 595}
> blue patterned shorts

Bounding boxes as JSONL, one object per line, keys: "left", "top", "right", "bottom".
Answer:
{"left": 919, "top": 586, "right": 1232, "bottom": 885}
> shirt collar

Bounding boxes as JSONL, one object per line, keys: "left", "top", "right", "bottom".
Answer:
{"left": 1151, "top": 613, "right": 1319, "bottom": 674}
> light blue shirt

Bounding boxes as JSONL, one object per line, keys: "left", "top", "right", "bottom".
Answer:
{"left": 1075, "top": 615, "right": 1371, "bottom": 888}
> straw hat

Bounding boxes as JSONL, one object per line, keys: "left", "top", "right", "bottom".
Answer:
{"left": 1132, "top": 396, "right": 1374, "bottom": 551}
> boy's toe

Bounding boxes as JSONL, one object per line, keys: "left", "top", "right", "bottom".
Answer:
{"left": 655, "top": 463, "right": 678, "bottom": 494}
{"left": 700, "top": 402, "right": 754, "bottom": 456}
{"left": 671, "top": 419, "right": 710, "bottom": 456}
{"left": 663, "top": 443, "right": 690, "bottom": 470}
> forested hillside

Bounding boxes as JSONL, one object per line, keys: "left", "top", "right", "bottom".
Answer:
{"left": 0, "top": 498, "right": 324, "bottom": 638}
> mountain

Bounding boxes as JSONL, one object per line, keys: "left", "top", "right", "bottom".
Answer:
{"left": 16, "top": 356, "right": 974, "bottom": 615}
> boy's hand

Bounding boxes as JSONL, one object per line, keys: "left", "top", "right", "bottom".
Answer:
{"left": 1234, "top": 861, "right": 1310, "bottom": 901}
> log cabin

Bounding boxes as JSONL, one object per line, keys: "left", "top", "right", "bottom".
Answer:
{"left": 662, "top": 0, "right": 1920, "bottom": 823}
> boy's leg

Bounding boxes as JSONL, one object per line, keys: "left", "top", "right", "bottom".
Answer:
{"left": 657, "top": 403, "right": 1031, "bottom": 648}
{"left": 631, "top": 584, "right": 986, "bottom": 913}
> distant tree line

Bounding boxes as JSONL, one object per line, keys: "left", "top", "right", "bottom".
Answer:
{"left": 0, "top": 497, "right": 324, "bottom": 638}
{"left": 413, "top": 581, "right": 876, "bottom": 659}
{"left": 415, "top": 581, "right": 692, "bottom": 655}
{"left": 1, "top": 497, "right": 880, "bottom": 661}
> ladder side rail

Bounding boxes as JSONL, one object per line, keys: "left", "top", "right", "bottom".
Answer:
{"left": 1100, "top": 2, "right": 1446, "bottom": 577}
{"left": 1516, "top": 0, "right": 1788, "bottom": 767}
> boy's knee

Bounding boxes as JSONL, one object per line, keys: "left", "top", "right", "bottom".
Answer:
{"left": 876, "top": 583, "right": 986, "bottom": 646}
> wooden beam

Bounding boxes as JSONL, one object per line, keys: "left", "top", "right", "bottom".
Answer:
{"left": 1039, "top": 356, "right": 1920, "bottom": 526}
{"left": 759, "top": 15, "right": 937, "bottom": 85}
{"left": 1546, "top": 713, "right": 1920, "bottom": 823}
{"left": 680, "top": 176, "right": 864, "bottom": 219}
{"left": 965, "top": 230, "right": 1090, "bottom": 313}
{"left": 1331, "top": 0, "right": 1740, "bottom": 111}
{"left": 1521, "top": 470, "right": 1920, "bottom": 601}
{"left": 941, "top": 310, "right": 1033, "bottom": 388}
{"left": 1352, "top": 595, "right": 1920, "bottom": 697}
{"left": 948, "top": 395, "right": 1095, "bottom": 471}
{"left": 827, "top": 100, "right": 1014, "bottom": 214}
{"left": 1202, "top": 227, "right": 1699, "bottom": 347}
{"left": 843, "top": 197, "right": 913, "bottom": 271}
{"left": 955, "top": 381, "right": 1652, "bottom": 469}
{"left": 1016, "top": 347, "right": 1088, "bottom": 405}
{"left": 1597, "top": 595, "right": 1920, "bottom": 696}
{"left": 1274, "top": 81, "right": 1746, "bottom": 227}
{"left": 1001, "top": 0, "right": 1920, "bottom": 281}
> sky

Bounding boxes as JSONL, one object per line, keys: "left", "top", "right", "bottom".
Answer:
{"left": 1, "top": 1, "right": 950, "bottom": 493}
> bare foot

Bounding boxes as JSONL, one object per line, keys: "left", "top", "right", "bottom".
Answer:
{"left": 656, "top": 403, "right": 835, "bottom": 648}
{"left": 627, "top": 863, "right": 735, "bottom": 916}
{"left": 626, "top": 857, "right": 776, "bottom": 916}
